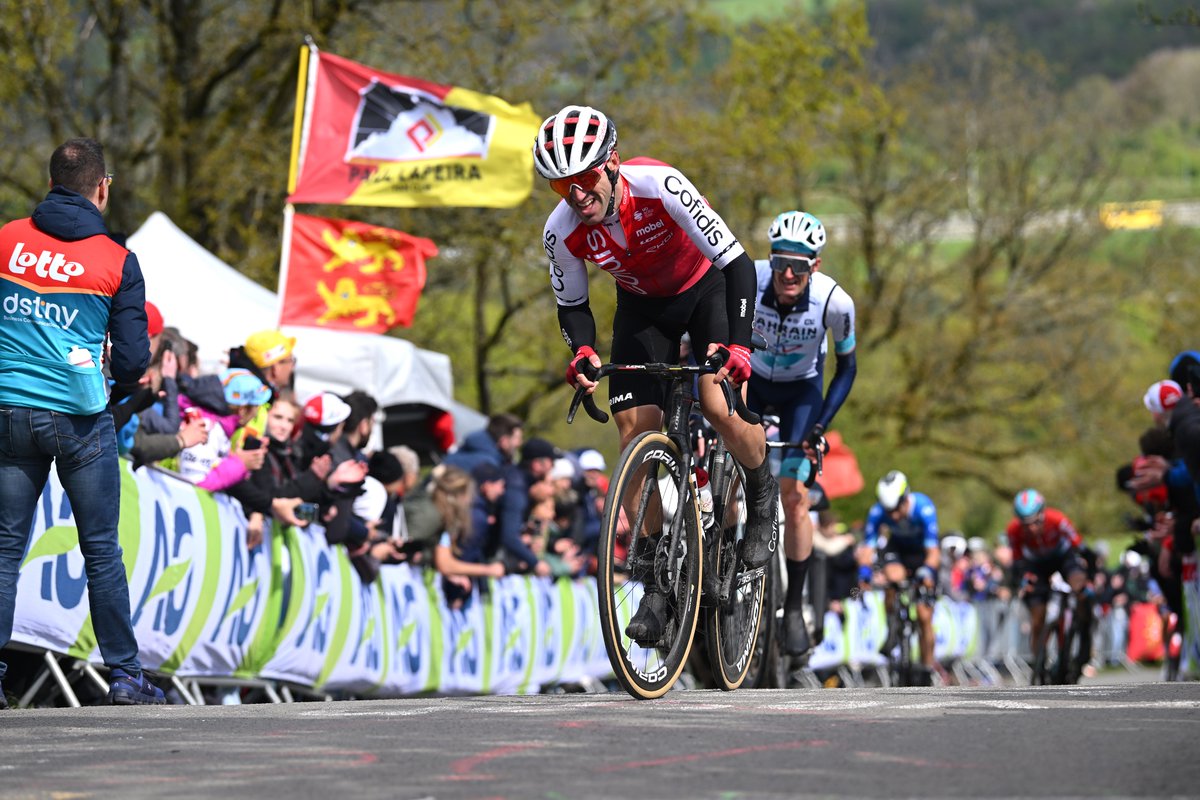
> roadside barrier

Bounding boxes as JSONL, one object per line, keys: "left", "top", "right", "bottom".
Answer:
{"left": 11, "top": 461, "right": 1198, "bottom": 698}
{"left": 11, "top": 462, "right": 610, "bottom": 697}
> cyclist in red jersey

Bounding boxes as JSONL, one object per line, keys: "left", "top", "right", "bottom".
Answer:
{"left": 535, "top": 106, "right": 779, "bottom": 643}
{"left": 1006, "top": 488, "right": 1092, "bottom": 659}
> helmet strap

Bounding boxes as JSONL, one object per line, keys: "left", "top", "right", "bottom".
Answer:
{"left": 604, "top": 165, "right": 620, "bottom": 216}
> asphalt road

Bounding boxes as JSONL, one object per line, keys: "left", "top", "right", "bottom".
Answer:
{"left": 3, "top": 680, "right": 1197, "bottom": 799}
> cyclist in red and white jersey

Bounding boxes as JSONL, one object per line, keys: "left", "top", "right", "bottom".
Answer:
{"left": 1006, "top": 489, "right": 1092, "bottom": 658}
{"left": 536, "top": 106, "right": 779, "bottom": 643}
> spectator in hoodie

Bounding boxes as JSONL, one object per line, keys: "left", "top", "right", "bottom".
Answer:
{"left": 176, "top": 368, "right": 269, "bottom": 492}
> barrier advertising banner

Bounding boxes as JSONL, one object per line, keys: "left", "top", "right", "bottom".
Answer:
{"left": 13, "top": 461, "right": 1090, "bottom": 693}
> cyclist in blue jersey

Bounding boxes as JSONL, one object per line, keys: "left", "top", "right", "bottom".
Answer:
{"left": 861, "top": 470, "right": 941, "bottom": 673}
{"left": 746, "top": 211, "right": 857, "bottom": 656}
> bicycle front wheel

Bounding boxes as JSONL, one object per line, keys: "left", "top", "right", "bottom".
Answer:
{"left": 597, "top": 432, "right": 703, "bottom": 699}
{"left": 703, "top": 459, "right": 766, "bottom": 691}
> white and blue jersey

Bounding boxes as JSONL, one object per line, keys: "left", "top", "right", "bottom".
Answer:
{"left": 864, "top": 492, "right": 940, "bottom": 555}
{"left": 746, "top": 261, "right": 857, "bottom": 482}
{"left": 750, "top": 262, "right": 855, "bottom": 383}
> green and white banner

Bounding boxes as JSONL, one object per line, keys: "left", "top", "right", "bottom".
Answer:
{"left": 11, "top": 462, "right": 611, "bottom": 695}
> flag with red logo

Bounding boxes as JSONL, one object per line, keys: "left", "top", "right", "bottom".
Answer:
{"left": 278, "top": 209, "right": 436, "bottom": 332}
{"left": 287, "top": 45, "right": 540, "bottom": 208}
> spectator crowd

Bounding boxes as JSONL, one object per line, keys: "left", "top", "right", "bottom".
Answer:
{"left": 111, "top": 305, "right": 613, "bottom": 604}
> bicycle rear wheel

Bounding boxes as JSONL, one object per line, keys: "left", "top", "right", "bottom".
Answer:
{"left": 703, "top": 459, "right": 766, "bottom": 690}
{"left": 597, "top": 432, "right": 703, "bottom": 699}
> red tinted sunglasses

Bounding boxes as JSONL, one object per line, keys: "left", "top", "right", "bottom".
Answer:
{"left": 548, "top": 165, "right": 606, "bottom": 199}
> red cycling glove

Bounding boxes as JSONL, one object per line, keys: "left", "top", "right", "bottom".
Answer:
{"left": 566, "top": 345, "right": 598, "bottom": 387}
{"left": 713, "top": 343, "right": 753, "bottom": 384}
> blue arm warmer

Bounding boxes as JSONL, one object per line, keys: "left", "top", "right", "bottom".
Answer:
{"left": 815, "top": 351, "right": 857, "bottom": 431}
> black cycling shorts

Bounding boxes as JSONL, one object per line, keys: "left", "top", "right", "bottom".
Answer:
{"left": 1022, "top": 550, "right": 1085, "bottom": 605}
{"left": 881, "top": 546, "right": 927, "bottom": 576}
{"left": 607, "top": 267, "right": 728, "bottom": 414}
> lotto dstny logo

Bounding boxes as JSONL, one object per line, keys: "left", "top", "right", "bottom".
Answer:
{"left": 3, "top": 293, "right": 80, "bottom": 330}
{"left": 8, "top": 242, "right": 85, "bottom": 282}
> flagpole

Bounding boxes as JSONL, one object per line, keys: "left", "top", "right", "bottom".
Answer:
{"left": 287, "top": 38, "right": 317, "bottom": 195}
{"left": 276, "top": 204, "right": 295, "bottom": 327}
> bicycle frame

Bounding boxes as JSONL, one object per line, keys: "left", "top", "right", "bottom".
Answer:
{"left": 568, "top": 359, "right": 766, "bottom": 697}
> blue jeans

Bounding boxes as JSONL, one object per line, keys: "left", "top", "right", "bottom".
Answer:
{"left": 0, "top": 406, "right": 141, "bottom": 680}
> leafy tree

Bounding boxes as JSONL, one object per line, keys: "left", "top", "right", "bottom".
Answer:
{"left": 817, "top": 18, "right": 1132, "bottom": 532}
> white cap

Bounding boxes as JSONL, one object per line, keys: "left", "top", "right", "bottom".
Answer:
{"left": 578, "top": 449, "right": 607, "bottom": 472}
{"left": 352, "top": 476, "right": 388, "bottom": 523}
{"left": 967, "top": 536, "right": 987, "bottom": 553}
{"left": 1143, "top": 380, "right": 1182, "bottom": 415}
{"left": 550, "top": 457, "right": 576, "bottom": 481}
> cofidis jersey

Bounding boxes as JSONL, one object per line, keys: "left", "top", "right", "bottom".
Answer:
{"left": 0, "top": 191, "right": 132, "bottom": 414}
{"left": 542, "top": 158, "right": 746, "bottom": 305}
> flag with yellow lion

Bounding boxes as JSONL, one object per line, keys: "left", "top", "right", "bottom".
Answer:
{"left": 278, "top": 209, "right": 436, "bottom": 332}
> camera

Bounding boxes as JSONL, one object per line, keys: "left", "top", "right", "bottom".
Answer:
{"left": 294, "top": 502, "right": 319, "bottom": 523}
{"left": 242, "top": 435, "right": 263, "bottom": 450}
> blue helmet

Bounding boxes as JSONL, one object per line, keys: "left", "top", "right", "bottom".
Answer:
{"left": 1013, "top": 489, "right": 1045, "bottom": 521}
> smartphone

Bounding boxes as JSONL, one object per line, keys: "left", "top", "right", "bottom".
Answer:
{"left": 294, "top": 502, "right": 320, "bottom": 523}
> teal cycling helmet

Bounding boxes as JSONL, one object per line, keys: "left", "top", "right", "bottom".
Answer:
{"left": 768, "top": 211, "right": 826, "bottom": 256}
{"left": 1013, "top": 488, "right": 1045, "bottom": 521}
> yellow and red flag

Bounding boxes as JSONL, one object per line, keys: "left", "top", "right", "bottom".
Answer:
{"left": 287, "top": 45, "right": 540, "bottom": 208}
{"left": 278, "top": 209, "right": 436, "bottom": 332}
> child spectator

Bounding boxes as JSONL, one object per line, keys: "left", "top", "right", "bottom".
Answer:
{"left": 177, "top": 368, "right": 269, "bottom": 492}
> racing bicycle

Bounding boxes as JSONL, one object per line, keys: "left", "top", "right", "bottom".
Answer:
{"left": 1030, "top": 572, "right": 1093, "bottom": 686}
{"left": 566, "top": 354, "right": 767, "bottom": 699}
{"left": 882, "top": 577, "right": 928, "bottom": 687}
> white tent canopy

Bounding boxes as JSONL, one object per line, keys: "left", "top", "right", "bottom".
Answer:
{"left": 126, "top": 212, "right": 484, "bottom": 439}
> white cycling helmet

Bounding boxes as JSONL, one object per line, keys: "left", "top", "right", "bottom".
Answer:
{"left": 768, "top": 210, "right": 826, "bottom": 256}
{"left": 533, "top": 105, "right": 617, "bottom": 179}
{"left": 876, "top": 470, "right": 909, "bottom": 512}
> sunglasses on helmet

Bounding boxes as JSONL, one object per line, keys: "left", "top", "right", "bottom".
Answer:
{"left": 548, "top": 165, "right": 606, "bottom": 199}
{"left": 768, "top": 253, "right": 816, "bottom": 275}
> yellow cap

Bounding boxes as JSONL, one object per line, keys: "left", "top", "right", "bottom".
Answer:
{"left": 244, "top": 330, "right": 296, "bottom": 368}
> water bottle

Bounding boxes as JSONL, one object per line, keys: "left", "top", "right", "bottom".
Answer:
{"left": 66, "top": 345, "right": 104, "bottom": 411}
{"left": 67, "top": 345, "right": 95, "bottom": 369}
{"left": 694, "top": 467, "right": 715, "bottom": 531}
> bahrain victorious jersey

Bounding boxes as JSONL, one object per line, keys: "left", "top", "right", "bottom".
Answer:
{"left": 543, "top": 157, "right": 746, "bottom": 305}
{"left": 750, "top": 261, "right": 856, "bottom": 382}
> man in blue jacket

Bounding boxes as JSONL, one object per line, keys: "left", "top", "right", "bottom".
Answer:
{"left": 0, "top": 138, "right": 164, "bottom": 706}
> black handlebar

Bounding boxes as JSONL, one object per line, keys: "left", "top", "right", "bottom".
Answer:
{"left": 566, "top": 359, "right": 761, "bottom": 426}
